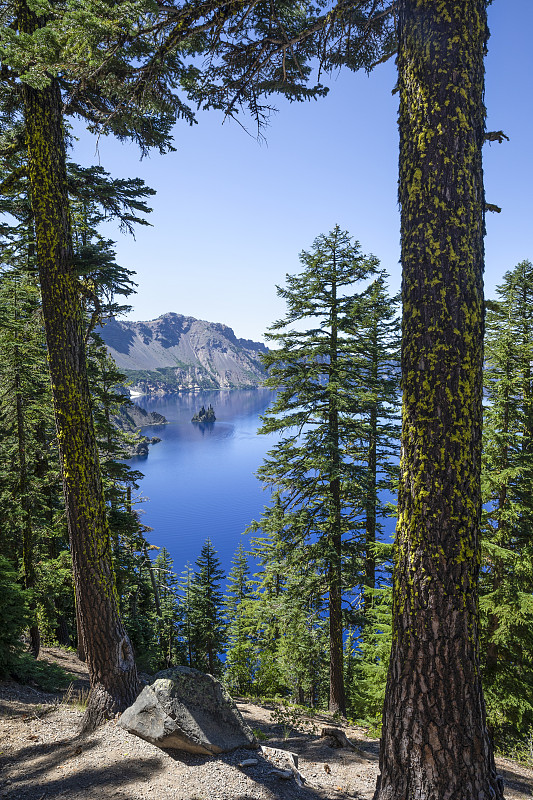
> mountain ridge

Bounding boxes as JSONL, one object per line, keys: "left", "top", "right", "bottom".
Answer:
{"left": 98, "top": 312, "right": 267, "bottom": 393}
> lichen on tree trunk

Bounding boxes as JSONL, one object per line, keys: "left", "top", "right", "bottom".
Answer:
{"left": 375, "top": 1, "right": 504, "bottom": 798}
{"left": 18, "top": 0, "right": 139, "bottom": 731}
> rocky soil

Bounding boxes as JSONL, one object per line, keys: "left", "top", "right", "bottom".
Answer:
{"left": 1, "top": 648, "right": 532, "bottom": 800}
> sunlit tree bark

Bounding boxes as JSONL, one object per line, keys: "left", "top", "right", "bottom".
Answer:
{"left": 374, "top": 1, "right": 504, "bottom": 797}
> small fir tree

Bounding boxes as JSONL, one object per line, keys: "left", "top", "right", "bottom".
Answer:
{"left": 152, "top": 547, "right": 185, "bottom": 670}
{"left": 187, "top": 539, "right": 226, "bottom": 676}
{"left": 224, "top": 543, "right": 255, "bottom": 695}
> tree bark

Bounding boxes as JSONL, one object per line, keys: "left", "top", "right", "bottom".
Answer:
{"left": 375, "top": 2, "right": 504, "bottom": 798}
{"left": 18, "top": 1, "right": 138, "bottom": 730}
{"left": 364, "top": 319, "right": 378, "bottom": 619}
{"left": 13, "top": 292, "right": 40, "bottom": 659}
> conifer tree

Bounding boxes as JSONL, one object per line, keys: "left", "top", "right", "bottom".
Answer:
{"left": 275, "top": 572, "right": 329, "bottom": 707}
{"left": 0, "top": 555, "right": 30, "bottom": 676}
{"left": 187, "top": 539, "right": 226, "bottom": 676}
{"left": 255, "top": 226, "right": 384, "bottom": 714}
{"left": 224, "top": 543, "right": 254, "bottom": 695}
{"left": 152, "top": 547, "right": 185, "bottom": 670}
{"left": 245, "top": 531, "right": 286, "bottom": 697}
{"left": 246, "top": 529, "right": 329, "bottom": 704}
{"left": 480, "top": 260, "right": 533, "bottom": 743}
{"left": 0, "top": 0, "right": 196, "bottom": 724}
{"left": 179, "top": 562, "right": 195, "bottom": 670}
{"left": 1, "top": 5, "right": 507, "bottom": 785}
{"left": 0, "top": 150, "right": 155, "bottom": 670}
{"left": 352, "top": 274, "right": 400, "bottom": 620}
{"left": 346, "top": 583, "right": 392, "bottom": 724}
{"left": 0, "top": 270, "right": 60, "bottom": 657}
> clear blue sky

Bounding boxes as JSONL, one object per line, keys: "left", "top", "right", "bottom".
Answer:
{"left": 72, "top": 1, "right": 533, "bottom": 344}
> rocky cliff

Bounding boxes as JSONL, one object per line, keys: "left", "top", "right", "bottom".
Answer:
{"left": 112, "top": 402, "right": 168, "bottom": 457}
{"left": 114, "top": 403, "right": 168, "bottom": 432}
{"left": 98, "top": 313, "right": 267, "bottom": 393}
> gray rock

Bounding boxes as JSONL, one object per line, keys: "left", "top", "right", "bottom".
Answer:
{"left": 118, "top": 666, "right": 257, "bottom": 755}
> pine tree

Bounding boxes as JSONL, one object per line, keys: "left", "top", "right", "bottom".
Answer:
{"left": 1, "top": 5, "right": 507, "bottom": 784}
{"left": 254, "top": 226, "right": 399, "bottom": 714}
{"left": 179, "top": 563, "right": 195, "bottom": 670}
{"left": 352, "top": 274, "right": 400, "bottom": 620}
{"left": 0, "top": 269, "right": 61, "bottom": 657}
{"left": 274, "top": 572, "right": 329, "bottom": 707}
{"left": 246, "top": 529, "right": 329, "bottom": 705}
{"left": 186, "top": 540, "right": 226, "bottom": 676}
{"left": 347, "top": 583, "right": 393, "bottom": 725}
{"left": 224, "top": 543, "right": 255, "bottom": 695}
{"left": 245, "top": 530, "right": 286, "bottom": 697}
{"left": 152, "top": 547, "right": 185, "bottom": 670}
{"left": 1, "top": 0, "right": 185, "bottom": 725}
{"left": 480, "top": 260, "right": 533, "bottom": 744}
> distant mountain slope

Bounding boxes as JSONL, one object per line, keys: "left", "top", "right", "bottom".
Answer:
{"left": 98, "top": 313, "right": 267, "bottom": 393}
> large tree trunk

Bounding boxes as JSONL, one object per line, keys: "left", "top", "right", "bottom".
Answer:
{"left": 19, "top": 2, "right": 138, "bottom": 731}
{"left": 375, "top": 2, "right": 504, "bottom": 798}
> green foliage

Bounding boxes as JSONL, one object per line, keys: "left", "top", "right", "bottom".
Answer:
{"left": 0, "top": 555, "right": 30, "bottom": 675}
{"left": 481, "top": 259, "right": 533, "bottom": 745}
{"left": 270, "top": 700, "right": 318, "bottom": 738}
{"left": 224, "top": 543, "right": 255, "bottom": 694}
{"left": 346, "top": 584, "right": 392, "bottom": 726}
{"left": 153, "top": 547, "right": 186, "bottom": 670}
{"left": 181, "top": 539, "right": 226, "bottom": 676}
{"left": 0, "top": 143, "right": 160, "bottom": 661}
{"left": 9, "top": 653, "right": 74, "bottom": 692}
{"left": 250, "top": 226, "right": 400, "bottom": 711}
{"left": 0, "top": 2, "right": 395, "bottom": 146}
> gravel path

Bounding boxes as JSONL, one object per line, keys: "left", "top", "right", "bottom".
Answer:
{"left": 1, "top": 648, "right": 532, "bottom": 800}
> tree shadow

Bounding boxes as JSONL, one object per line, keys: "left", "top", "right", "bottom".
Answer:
{"left": 0, "top": 735, "right": 164, "bottom": 800}
{"left": 160, "top": 741, "right": 375, "bottom": 800}
{"left": 497, "top": 761, "right": 533, "bottom": 796}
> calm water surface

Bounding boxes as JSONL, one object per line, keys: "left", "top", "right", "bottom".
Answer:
{"left": 129, "top": 389, "right": 276, "bottom": 574}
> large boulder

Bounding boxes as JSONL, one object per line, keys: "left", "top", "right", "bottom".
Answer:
{"left": 118, "top": 666, "right": 256, "bottom": 755}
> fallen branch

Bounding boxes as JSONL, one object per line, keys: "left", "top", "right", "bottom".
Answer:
{"left": 260, "top": 744, "right": 305, "bottom": 787}
{"left": 260, "top": 744, "right": 298, "bottom": 767}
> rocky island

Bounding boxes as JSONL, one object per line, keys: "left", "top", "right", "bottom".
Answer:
{"left": 192, "top": 404, "right": 216, "bottom": 423}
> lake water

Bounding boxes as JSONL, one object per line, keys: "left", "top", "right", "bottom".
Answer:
{"left": 129, "top": 389, "right": 277, "bottom": 576}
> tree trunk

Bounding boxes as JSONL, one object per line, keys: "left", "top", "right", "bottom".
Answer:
{"left": 375, "top": 2, "right": 503, "bottom": 798}
{"left": 18, "top": 1, "right": 138, "bottom": 730}
{"left": 144, "top": 545, "right": 163, "bottom": 619}
{"left": 328, "top": 259, "right": 346, "bottom": 715}
{"left": 56, "top": 615, "right": 71, "bottom": 648}
{"left": 14, "top": 302, "right": 40, "bottom": 659}
{"left": 364, "top": 321, "right": 378, "bottom": 619}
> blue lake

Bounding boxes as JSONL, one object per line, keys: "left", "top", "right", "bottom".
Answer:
{"left": 129, "top": 389, "right": 277, "bottom": 576}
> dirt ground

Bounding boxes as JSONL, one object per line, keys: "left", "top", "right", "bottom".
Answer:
{"left": 0, "top": 648, "right": 532, "bottom": 800}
